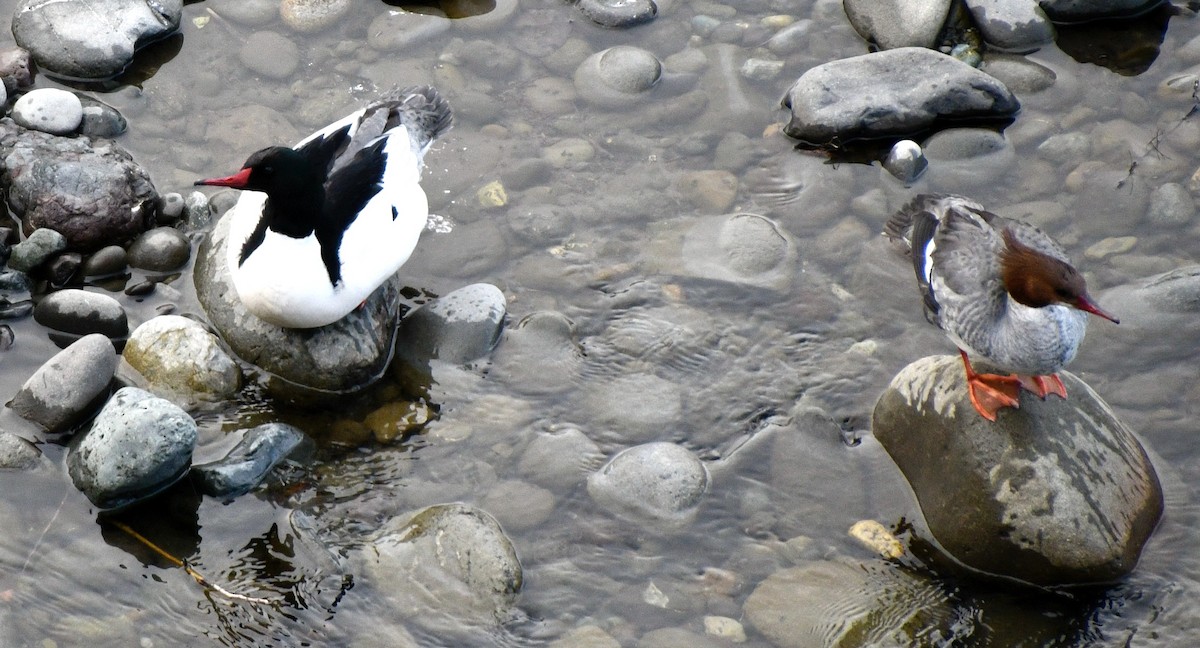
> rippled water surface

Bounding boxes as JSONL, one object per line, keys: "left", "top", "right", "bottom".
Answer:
{"left": 1, "top": 1, "right": 1200, "bottom": 646}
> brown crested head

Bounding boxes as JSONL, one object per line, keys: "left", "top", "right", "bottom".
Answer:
{"left": 1000, "top": 228, "right": 1119, "bottom": 323}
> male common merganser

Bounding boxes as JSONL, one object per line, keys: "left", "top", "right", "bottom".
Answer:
{"left": 195, "top": 86, "right": 452, "bottom": 329}
{"left": 884, "top": 194, "right": 1119, "bottom": 421}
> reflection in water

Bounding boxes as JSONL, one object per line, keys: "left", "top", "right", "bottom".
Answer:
{"left": 1054, "top": 5, "right": 1174, "bottom": 76}
{"left": 381, "top": 0, "right": 497, "bottom": 19}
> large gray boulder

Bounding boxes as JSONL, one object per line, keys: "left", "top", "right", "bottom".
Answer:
{"left": 194, "top": 211, "right": 403, "bottom": 399}
{"left": 872, "top": 355, "right": 1163, "bottom": 586}
{"left": 12, "top": 0, "right": 183, "bottom": 80}
{"left": 0, "top": 118, "right": 157, "bottom": 252}
{"left": 781, "top": 48, "right": 1020, "bottom": 146}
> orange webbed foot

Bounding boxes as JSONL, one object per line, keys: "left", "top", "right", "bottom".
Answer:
{"left": 958, "top": 350, "right": 1022, "bottom": 421}
{"left": 1016, "top": 374, "right": 1067, "bottom": 400}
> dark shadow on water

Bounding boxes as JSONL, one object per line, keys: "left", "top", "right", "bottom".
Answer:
{"left": 1053, "top": 3, "right": 1177, "bottom": 76}
{"left": 380, "top": 0, "right": 497, "bottom": 18}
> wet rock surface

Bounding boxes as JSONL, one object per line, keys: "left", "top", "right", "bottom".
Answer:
{"left": 9, "top": 334, "right": 117, "bottom": 432}
{"left": 0, "top": 119, "right": 157, "bottom": 252}
{"left": 121, "top": 315, "right": 241, "bottom": 403}
{"left": 190, "top": 423, "right": 306, "bottom": 499}
{"left": 392, "top": 283, "right": 507, "bottom": 368}
{"left": 33, "top": 289, "right": 129, "bottom": 340}
{"left": 12, "top": 0, "right": 183, "bottom": 80}
{"left": 194, "top": 211, "right": 402, "bottom": 397}
{"left": 781, "top": 47, "right": 1020, "bottom": 146}
{"left": 357, "top": 503, "right": 522, "bottom": 631}
{"left": 587, "top": 442, "right": 709, "bottom": 528}
{"left": 67, "top": 386, "right": 197, "bottom": 510}
{"left": 843, "top": 0, "right": 951, "bottom": 49}
{"left": 873, "top": 355, "right": 1163, "bottom": 586}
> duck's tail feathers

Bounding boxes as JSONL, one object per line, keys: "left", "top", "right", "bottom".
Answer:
{"left": 385, "top": 85, "right": 453, "bottom": 156}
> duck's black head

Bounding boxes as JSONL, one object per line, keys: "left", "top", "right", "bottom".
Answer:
{"left": 195, "top": 146, "right": 323, "bottom": 197}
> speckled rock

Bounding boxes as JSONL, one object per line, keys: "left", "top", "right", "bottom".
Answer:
{"left": 194, "top": 211, "right": 402, "bottom": 398}
{"left": 12, "top": 0, "right": 183, "bottom": 80}
{"left": 782, "top": 48, "right": 1020, "bottom": 146}
{"left": 11, "top": 89, "right": 82, "bottom": 135}
{"left": 843, "top": 0, "right": 951, "bottom": 49}
{"left": 0, "top": 47, "right": 34, "bottom": 94}
{"left": 67, "top": 386, "right": 197, "bottom": 510}
{"left": 872, "top": 355, "right": 1163, "bottom": 586}
{"left": 7, "top": 227, "right": 66, "bottom": 273}
{"left": 190, "top": 423, "right": 306, "bottom": 499}
{"left": 9, "top": 333, "right": 117, "bottom": 432}
{"left": 122, "top": 315, "right": 241, "bottom": 402}
{"left": 587, "top": 442, "right": 708, "bottom": 528}
{"left": 358, "top": 503, "right": 522, "bottom": 628}
{"left": 0, "top": 118, "right": 158, "bottom": 252}
{"left": 33, "top": 289, "right": 128, "bottom": 340}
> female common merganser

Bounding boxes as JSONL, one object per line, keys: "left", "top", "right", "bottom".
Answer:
{"left": 195, "top": 86, "right": 452, "bottom": 329}
{"left": 884, "top": 194, "right": 1119, "bottom": 421}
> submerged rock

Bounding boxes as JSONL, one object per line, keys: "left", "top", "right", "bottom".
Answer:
{"left": 12, "top": 0, "right": 183, "bottom": 80}
{"left": 67, "top": 386, "right": 197, "bottom": 510}
{"left": 872, "top": 355, "right": 1163, "bottom": 586}
{"left": 190, "top": 423, "right": 306, "bottom": 499}
{"left": 9, "top": 333, "right": 117, "bottom": 432}
{"left": 781, "top": 47, "right": 1019, "bottom": 147}
{"left": 358, "top": 503, "right": 522, "bottom": 629}
{"left": 744, "top": 560, "right": 962, "bottom": 647}
{"left": 194, "top": 211, "right": 402, "bottom": 398}
{"left": 393, "top": 283, "right": 507, "bottom": 368}
{"left": 587, "top": 442, "right": 709, "bottom": 529}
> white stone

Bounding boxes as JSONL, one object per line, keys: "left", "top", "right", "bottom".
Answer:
{"left": 12, "top": 88, "right": 83, "bottom": 135}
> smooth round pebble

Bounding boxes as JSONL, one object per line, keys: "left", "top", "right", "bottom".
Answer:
{"left": 574, "top": 46, "right": 662, "bottom": 108}
{"left": 78, "top": 96, "right": 127, "bottom": 137}
{"left": 478, "top": 479, "right": 557, "bottom": 531}
{"left": 1085, "top": 236, "right": 1138, "bottom": 260}
{"left": 126, "top": 226, "right": 191, "bottom": 271}
{"left": 883, "top": 139, "right": 928, "bottom": 185}
{"left": 280, "top": 0, "right": 351, "bottom": 32}
{"left": 576, "top": 0, "right": 657, "bottom": 28}
{"left": 7, "top": 228, "right": 67, "bottom": 273}
{"left": 12, "top": 88, "right": 83, "bottom": 135}
{"left": 33, "top": 289, "right": 128, "bottom": 339}
{"left": 0, "top": 432, "right": 45, "bottom": 471}
{"left": 9, "top": 333, "right": 117, "bottom": 432}
{"left": 123, "top": 315, "right": 241, "bottom": 400}
{"left": 239, "top": 32, "right": 300, "bottom": 79}
{"left": 587, "top": 442, "right": 709, "bottom": 528}
{"left": 82, "top": 245, "right": 128, "bottom": 277}
{"left": 67, "top": 386, "right": 197, "bottom": 510}
{"left": 158, "top": 192, "right": 185, "bottom": 221}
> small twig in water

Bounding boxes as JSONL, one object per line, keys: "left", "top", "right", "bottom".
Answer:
{"left": 109, "top": 520, "right": 275, "bottom": 606}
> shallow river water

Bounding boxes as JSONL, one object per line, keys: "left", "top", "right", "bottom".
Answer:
{"left": 1, "top": 1, "right": 1200, "bottom": 646}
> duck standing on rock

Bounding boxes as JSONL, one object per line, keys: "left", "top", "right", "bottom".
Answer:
{"left": 195, "top": 86, "right": 452, "bottom": 329}
{"left": 884, "top": 193, "right": 1120, "bottom": 421}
